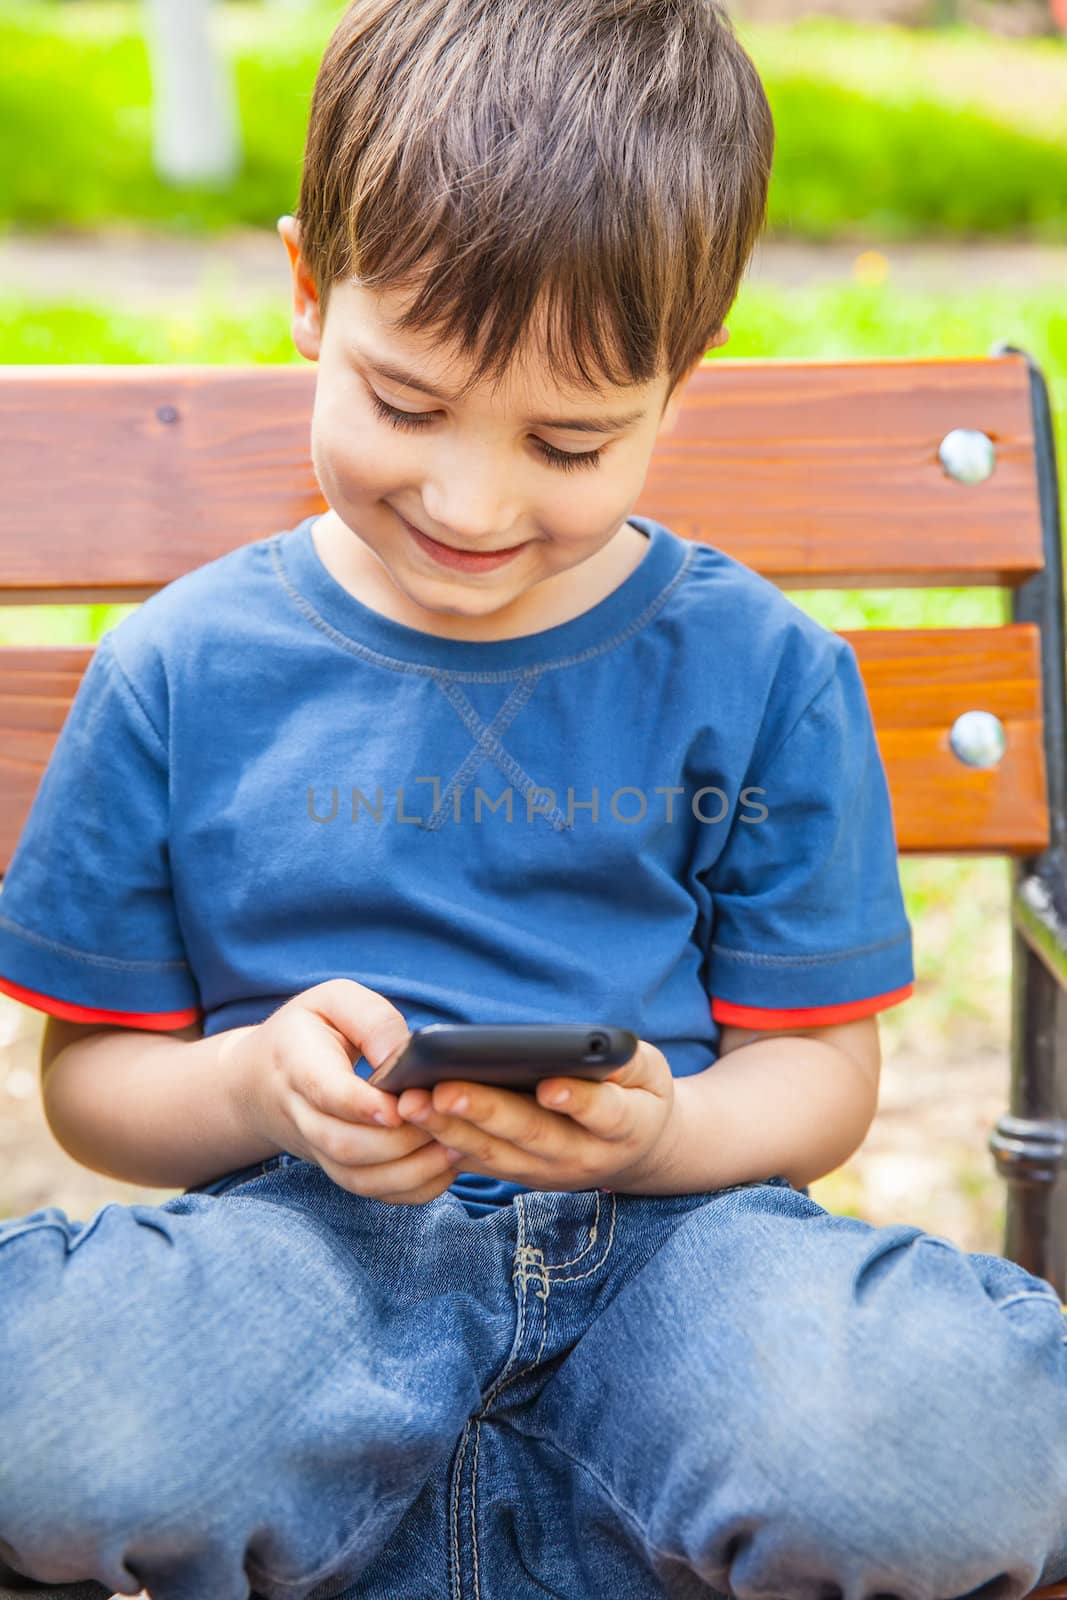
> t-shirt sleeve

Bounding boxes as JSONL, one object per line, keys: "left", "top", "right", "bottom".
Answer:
{"left": 705, "top": 638, "right": 914, "bottom": 1029}
{"left": 0, "top": 631, "right": 202, "bottom": 1029}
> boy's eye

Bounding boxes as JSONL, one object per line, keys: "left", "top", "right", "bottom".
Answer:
{"left": 367, "top": 391, "right": 604, "bottom": 473}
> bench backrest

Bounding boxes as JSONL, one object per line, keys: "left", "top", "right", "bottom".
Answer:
{"left": 0, "top": 350, "right": 1062, "bottom": 869}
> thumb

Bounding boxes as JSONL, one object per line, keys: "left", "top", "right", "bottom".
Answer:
{"left": 603, "top": 1039, "right": 670, "bottom": 1093}
{"left": 300, "top": 978, "right": 411, "bottom": 1074}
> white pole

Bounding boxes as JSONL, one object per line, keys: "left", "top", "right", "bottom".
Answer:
{"left": 143, "top": 0, "right": 241, "bottom": 185}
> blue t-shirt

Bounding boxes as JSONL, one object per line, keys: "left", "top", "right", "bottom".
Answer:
{"left": 0, "top": 513, "right": 914, "bottom": 1216}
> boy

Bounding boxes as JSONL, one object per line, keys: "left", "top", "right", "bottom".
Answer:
{"left": 2, "top": 1, "right": 1067, "bottom": 1597}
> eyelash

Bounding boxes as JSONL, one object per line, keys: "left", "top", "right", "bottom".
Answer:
{"left": 367, "top": 392, "right": 605, "bottom": 473}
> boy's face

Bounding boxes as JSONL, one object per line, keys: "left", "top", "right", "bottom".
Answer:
{"left": 279, "top": 217, "right": 728, "bottom": 639}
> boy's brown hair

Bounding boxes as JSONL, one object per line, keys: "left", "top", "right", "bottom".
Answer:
{"left": 296, "top": 0, "right": 774, "bottom": 405}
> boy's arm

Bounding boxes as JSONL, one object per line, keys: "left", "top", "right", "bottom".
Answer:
{"left": 621, "top": 1016, "right": 881, "bottom": 1194}
{"left": 40, "top": 1016, "right": 276, "bottom": 1191}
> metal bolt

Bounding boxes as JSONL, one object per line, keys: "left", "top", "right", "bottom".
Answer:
{"left": 157, "top": 404, "right": 180, "bottom": 425}
{"left": 938, "top": 428, "right": 995, "bottom": 485}
{"left": 949, "top": 711, "right": 1006, "bottom": 768}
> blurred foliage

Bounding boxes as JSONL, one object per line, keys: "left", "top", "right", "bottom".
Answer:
{"left": 1, "top": 5, "right": 1066, "bottom": 238}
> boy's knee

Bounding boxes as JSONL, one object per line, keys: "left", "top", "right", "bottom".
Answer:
{"left": 690, "top": 1231, "right": 1067, "bottom": 1595}
{"left": 0, "top": 1392, "right": 180, "bottom": 1590}
{"left": 615, "top": 1221, "right": 1067, "bottom": 1595}
{"left": 0, "top": 1207, "right": 220, "bottom": 1567}
{"left": 1, "top": 1336, "right": 180, "bottom": 1579}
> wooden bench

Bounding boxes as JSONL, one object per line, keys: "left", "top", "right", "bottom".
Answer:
{"left": 0, "top": 348, "right": 1065, "bottom": 1600}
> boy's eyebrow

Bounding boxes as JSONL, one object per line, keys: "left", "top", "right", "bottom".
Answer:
{"left": 361, "top": 356, "right": 647, "bottom": 434}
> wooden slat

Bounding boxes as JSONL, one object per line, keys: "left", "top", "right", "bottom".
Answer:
{"left": 0, "top": 367, "right": 325, "bottom": 601}
{"left": 0, "top": 627, "right": 1045, "bottom": 871}
{"left": 645, "top": 354, "right": 1042, "bottom": 589}
{"left": 0, "top": 353, "right": 1042, "bottom": 599}
{"left": 0, "top": 646, "right": 94, "bottom": 872}
{"left": 843, "top": 625, "right": 1047, "bottom": 856}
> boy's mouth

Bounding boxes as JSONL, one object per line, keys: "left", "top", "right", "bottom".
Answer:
{"left": 397, "top": 511, "right": 529, "bottom": 573}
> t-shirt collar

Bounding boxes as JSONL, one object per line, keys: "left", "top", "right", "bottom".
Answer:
{"left": 275, "top": 513, "right": 689, "bottom": 673}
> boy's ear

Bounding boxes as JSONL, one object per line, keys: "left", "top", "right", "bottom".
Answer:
{"left": 658, "top": 328, "right": 730, "bottom": 435}
{"left": 277, "top": 215, "right": 322, "bottom": 363}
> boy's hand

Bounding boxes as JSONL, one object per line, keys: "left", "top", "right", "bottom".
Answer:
{"left": 232, "top": 979, "right": 458, "bottom": 1206}
{"left": 393, "top": 1039, "right": 678, "bottom": 1193}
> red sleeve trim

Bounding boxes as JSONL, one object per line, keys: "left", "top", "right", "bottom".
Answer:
{"left": 710, "top": 982, "right": 914, "bottom": 1029}
{"left": 0, "top": 974, "right": 202, "bottom": 1030}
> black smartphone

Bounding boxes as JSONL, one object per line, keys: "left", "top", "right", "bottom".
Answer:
{"left": 367, "top": 1023, "right": 638, "bottom": 1095}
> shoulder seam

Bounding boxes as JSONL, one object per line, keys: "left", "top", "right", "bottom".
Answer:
{"left": 757, "top": 635, "right": 851, "bottom": 775}
{"left": 97, "top": 632, "right": 168, "bottom": 761}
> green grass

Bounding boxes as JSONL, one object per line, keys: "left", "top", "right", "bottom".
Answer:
{"left": 1, "top": 271, "right": 1062, "bottom": 1042}
{"left": 741, "top": 19, "right": 1067, "bottom": 241}
{"left": 1, "top": 5, "right": 1066, "bottom": 240}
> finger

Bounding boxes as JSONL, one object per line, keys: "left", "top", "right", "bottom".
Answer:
{"left": 547, "top": 1042, "right": 670, "bottom": 1115}
{"left": 286, "top": 1006, "right": 408, "bottom": 1128}
{"left": 598, "top": 1038, "right": 656, "bottom": 1091}
{"left": 396, "top": 1088, "right": 433, "bottom": 1119}
{"left": 404, "top": 1082, "right": 589, "bottom": 1174}
{"left": 430, "top": 1082, "right": 566, "bottom": 1158}
{"left": 531, "top": 1075, "right": 636, "bottom": 1143}
{"left": 299, "top": 979, "right": 413, "bottom": 1123}
{"left": 355, "top": 1136, "right": 459, "bottom": 1179}
{"left": 393, "top": 1115, "right": 516, "bottom": 1181}
{"left": 323, "top": 1138, "right": 458, "bottom": 1205}
{"left": 304, "top": 977, "right": 411, "bottom": 1068}
{"left": 294, "top": 1099, "right": 436, "bottom": 1169}
{"left": 294, "top": 1048, "right": 405, "bottom": 1130}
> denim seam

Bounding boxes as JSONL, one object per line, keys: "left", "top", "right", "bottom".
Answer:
{"left": 471, "top": 1416, "right": 485, "bottom": 1600}
{"left": 507, "top": 1248, "right": 552, "bottom": 1376}
{"left": 478, "top": 1201, "right": 623, "bottom": 1424}
{"left": 0, "top": 909, "right": 191, "bottom": 972}
{"left": 243, "top": 1491, "right": 413, "bottom": 1593}
{"left": 270, "top": 532, "right": 698, "bottom": 682}
{"left": 541, "top": 1192, "right": 619, "bottom": 1280}
{"left": 468, "top": 1229, "right": 554, "bottom": 1597}
{"left": 535, "top": 1190, "right": 606, "bottom": 1271}
{"left": 513, "top": 1420, "right": 884, "bottom": 1584}
{"left": 449, "top": 1418, "right": 473, "bottom": 1600}
{"left": 499, "top": 1236, "right": 551, "bottom": 1392}
{"left": 917, "top": 1237, "right": 1067, "bottom": 1334}
{"left": 475, "top": 1210, "right": 552, "bottom": 1420}
{"left": 0, "top": 1202, "right": 119, "bottom": 1256}
{"left": 499, "top": 1423, "right": 694, "bottom": 1580}
{"left": 711, "top": 925, "right": 911, "bottom": 968}
{"left": 453, "top": 1204, "right": 549, "bottom": 1599}
{"left": 994, "top": 1287, "right": 1067, "bottom": 1321}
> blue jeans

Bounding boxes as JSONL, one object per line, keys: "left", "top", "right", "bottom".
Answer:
{"left": 2, "top": 1157, "right": 1067, "bottom": 1600}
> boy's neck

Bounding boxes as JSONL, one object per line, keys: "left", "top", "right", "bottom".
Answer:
{"left": 310, "top": 510, "right": 650, "bottom": 644}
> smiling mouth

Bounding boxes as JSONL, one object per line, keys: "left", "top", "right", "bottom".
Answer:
{"left": 411, "top": 524, "right": 522, "bottom": 555}
{"left": 397, "top": 511, "right": 529, "bottom": 561}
